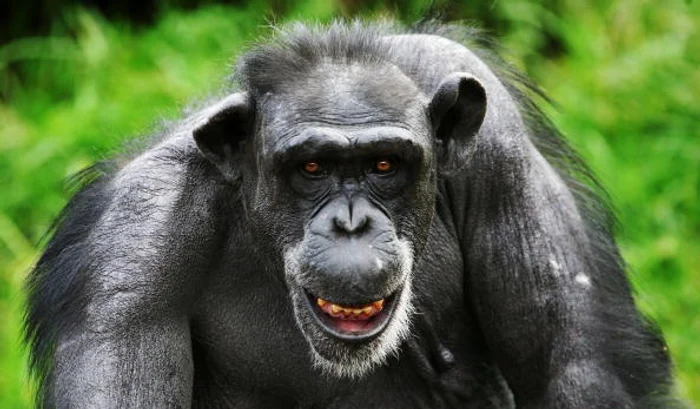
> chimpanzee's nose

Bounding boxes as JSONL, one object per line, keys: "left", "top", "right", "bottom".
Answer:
{"left": 333, "top": 197, "right": 371, "bottom": 235}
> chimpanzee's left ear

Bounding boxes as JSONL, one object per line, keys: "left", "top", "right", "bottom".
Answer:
{"left": 428, "top": 73, "right": 487, "bottom": 172}
{"left": 193, "top": 92, "right": 254, "bottom": 182}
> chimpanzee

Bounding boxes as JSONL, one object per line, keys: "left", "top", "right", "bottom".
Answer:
{"left": 25, "top": 21, "right": 683, "bottom": 409}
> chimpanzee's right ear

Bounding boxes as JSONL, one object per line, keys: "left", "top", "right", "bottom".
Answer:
{"left": 193, "top": 92, "right": 254, "bottom": 182}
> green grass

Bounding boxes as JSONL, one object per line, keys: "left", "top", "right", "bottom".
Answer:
{"left": 0, "top": 1, "right": 697, "bottom": 407}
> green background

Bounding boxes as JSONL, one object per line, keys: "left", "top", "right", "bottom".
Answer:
{"left": 0, "top": 0, "right": 698, "bottom": 407}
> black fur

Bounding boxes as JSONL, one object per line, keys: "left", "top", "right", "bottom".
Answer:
{"left": 25, "top": 20, "right": 683, "bottom": 409}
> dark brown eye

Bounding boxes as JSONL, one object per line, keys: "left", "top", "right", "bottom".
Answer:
{"left": 374, "top": 158, "right": 393, "bottom": 173}
{"left": 302, "top": 161, "right": 321, "bottom": 175}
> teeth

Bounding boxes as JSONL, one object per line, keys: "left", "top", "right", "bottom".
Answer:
{"left": 316, "top": 297, "right": 385, "bottom": 319}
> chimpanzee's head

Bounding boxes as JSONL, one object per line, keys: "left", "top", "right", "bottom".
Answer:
{"left": 193, "top": 30, "right": 486, "bottom": 378}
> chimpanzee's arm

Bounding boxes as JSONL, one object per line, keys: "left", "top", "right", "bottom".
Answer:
{"left": 455, "top": 127, "right": 674, "bottom": 408}
{"left": 27, "top": 135, "right": 223, "bottom": 408}
{"left": 399, "top": 32, "right": 678, "bottom": 408}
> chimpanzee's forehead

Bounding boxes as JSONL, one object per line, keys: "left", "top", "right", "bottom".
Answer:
{"left": 261, "top": 62, "right": 429, "bottom": 139}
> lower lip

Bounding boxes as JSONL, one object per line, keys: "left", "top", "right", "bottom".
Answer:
{"left": 328, "top": 315, "right": 378, "bottom": 334}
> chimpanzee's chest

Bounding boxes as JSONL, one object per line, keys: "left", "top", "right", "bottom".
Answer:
{"left": 191, "top": 217, "right": 512, "bottom": 408}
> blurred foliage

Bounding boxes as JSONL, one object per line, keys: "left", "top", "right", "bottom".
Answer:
{"left": 0, "top": 0, "right": 698, "bottom": 408}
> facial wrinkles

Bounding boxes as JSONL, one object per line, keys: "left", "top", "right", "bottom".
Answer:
{"left": 252, "top": 79, "right": 433, "bottom": 222}
{"left": 306, "top": 178, "right": 361, "bottom": 229}
{"left": 294, "top": 88, "right": 417, "bottom": 129}
{"left": 267, "top": 121, "right": 415, "bottom": 161}
{"left": 307, "top": 188, "right": 333, "bottom": 222}
{"left": 271, "top": 128, "right": 426, "bottom": 171}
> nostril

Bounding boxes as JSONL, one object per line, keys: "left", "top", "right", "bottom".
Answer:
{"left": 351, "top": 216, "right": 369, "bottom": 234}
{"left": 333, "top": 216, "right": 349, "bottom": 232}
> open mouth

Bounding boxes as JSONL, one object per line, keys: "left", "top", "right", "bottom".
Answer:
{"left": 304, "top": 290, "right": 399, "bottom": 342}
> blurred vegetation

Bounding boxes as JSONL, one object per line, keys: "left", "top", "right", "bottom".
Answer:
{"left": 0, "top": 0, "right": 697, "bottom": 407}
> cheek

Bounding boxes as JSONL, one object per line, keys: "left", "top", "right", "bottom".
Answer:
{"left": 249, "top": 208, "right": 306, "bottom": 252}
{"left": 391, "top": 199, "right": 433, "bottom": 237}
{"left": 244, "top": 178, "right": 307, "bottom": 250}
{"left": 391, "top": 177, "right": 436, "bottom": 245}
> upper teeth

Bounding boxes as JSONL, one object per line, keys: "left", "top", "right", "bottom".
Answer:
{"left": 316, "top": 298, "right": 384, "bottom": 318}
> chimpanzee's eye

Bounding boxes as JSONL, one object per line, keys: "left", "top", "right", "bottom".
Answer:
{"left": 301, "top": 161, "right": 325, "bottom": 177}
{"left": 373, "top": 158, "right": 395, "bottom": 175}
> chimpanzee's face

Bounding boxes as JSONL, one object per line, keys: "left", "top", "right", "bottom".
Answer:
{"left": 243, "top": 63, "right": 438, "bottom": 377}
